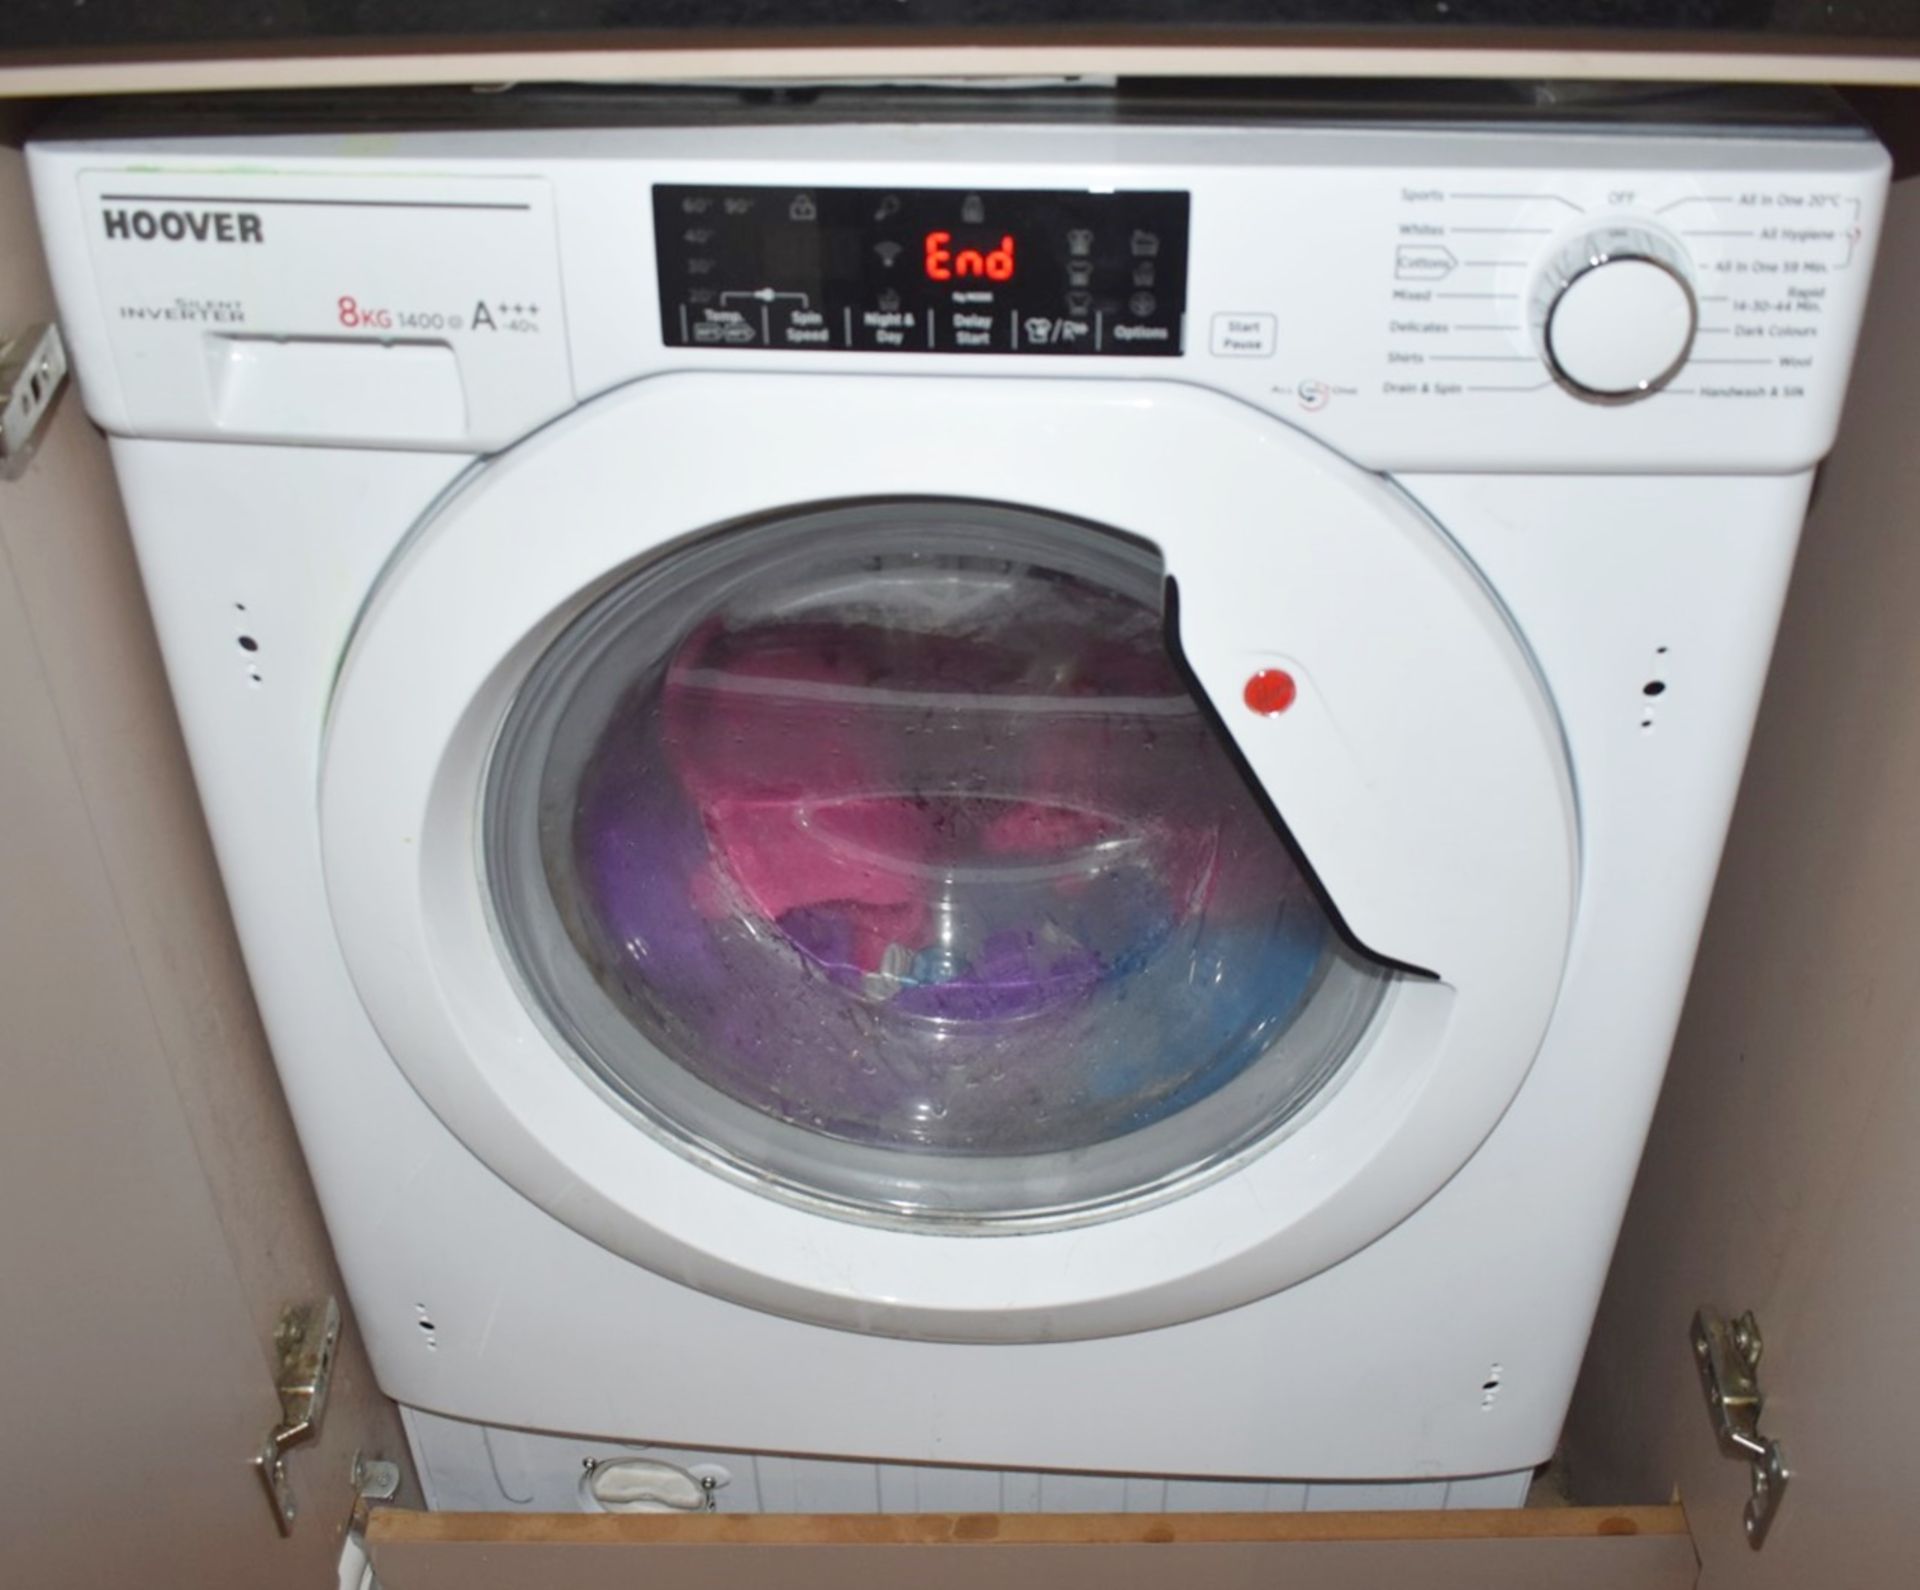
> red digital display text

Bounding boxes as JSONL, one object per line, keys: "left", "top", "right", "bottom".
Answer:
{"left": 924, "top": 231, "right": 1017, "bottom": 282}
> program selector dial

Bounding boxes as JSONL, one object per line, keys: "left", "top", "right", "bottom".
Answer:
{"left": 1533, "top": 224, "right": 1698, "bottom": 402}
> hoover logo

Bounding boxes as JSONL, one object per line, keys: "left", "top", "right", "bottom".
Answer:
{"left": 101, "top": 206, "right": 265, "bottom": 244}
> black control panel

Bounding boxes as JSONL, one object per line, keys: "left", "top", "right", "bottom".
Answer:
{"left": 654, "top": 185, "right": 1189, "bottom": 356}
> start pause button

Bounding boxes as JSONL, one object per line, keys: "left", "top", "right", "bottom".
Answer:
{"left": 1210, "top": 312, "right": 1277, "bottom": 358}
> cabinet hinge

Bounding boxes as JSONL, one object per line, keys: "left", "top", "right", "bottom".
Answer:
{"left": 256, "top": 1296, "right": 340, "bottom": 1536}
{"left": 1692, "top": 1306, "right": 1790, "bottom": 1549}
{"left": 0, "top": 322, "right": 68, "bottom": 481}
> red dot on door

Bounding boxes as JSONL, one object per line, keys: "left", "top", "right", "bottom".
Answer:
{"left": 1243, "top": 668, "right": 1298, "bottom": 716}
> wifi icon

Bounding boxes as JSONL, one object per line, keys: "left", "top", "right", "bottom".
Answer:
{"left": 874, "top": 241, "right": 904, "bottom": 268}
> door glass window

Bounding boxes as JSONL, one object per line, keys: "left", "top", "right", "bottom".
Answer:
{"left": 485, "top": 502, "right": 1390, "bottom": 1225}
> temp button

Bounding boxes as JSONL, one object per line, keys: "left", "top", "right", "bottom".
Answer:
{"left": 1210, "top": 312, "right": 1277, "bottom": 358}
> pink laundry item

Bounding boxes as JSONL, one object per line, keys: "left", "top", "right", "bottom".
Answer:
{"left": 660, "top": 602, "right": 1262, "bottom": 987}
{"left": 663, "top": 620, "right": 932, "bottom": 971}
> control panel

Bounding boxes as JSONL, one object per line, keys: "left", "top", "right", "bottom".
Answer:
{"left": 28, "top": 118, "right": 1890, "bottom": 470}
{"left": 654, "top": 185, "right": 1189, "bottom": 356}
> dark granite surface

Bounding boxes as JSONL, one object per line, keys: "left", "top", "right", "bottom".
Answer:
{"left": 1, "top": 2, "right": 1916, "bottom": 58}
{"left": 34, "top": 79, "right": 1879, "bottom": 141}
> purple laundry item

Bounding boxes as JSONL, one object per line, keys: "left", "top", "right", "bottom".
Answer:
{"left": 572, "top": 701, "right": 725, "bottom": 1004}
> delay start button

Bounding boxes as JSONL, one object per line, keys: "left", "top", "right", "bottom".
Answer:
{"left": 1210, "top": 312, "right": 1277, "bottom": 358}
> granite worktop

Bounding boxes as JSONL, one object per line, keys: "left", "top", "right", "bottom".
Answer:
{"left": 1, "top": 2, "right": 1915, "bottom": 58}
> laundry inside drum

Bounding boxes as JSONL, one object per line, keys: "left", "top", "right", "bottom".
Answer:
{"left": 485, "top": 502, "right": 1390, "bottom": 1224}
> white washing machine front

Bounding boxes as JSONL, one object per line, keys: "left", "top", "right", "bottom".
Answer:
{"left": 24, "top": 103, "right": 1887, "bottom": 1486}
{"left": 320, "top": 370, "right": 1575, "bottom": 1341}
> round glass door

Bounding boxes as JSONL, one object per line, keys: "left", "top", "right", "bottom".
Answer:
{"left": 485, "top": 501, "right": 1391, "bottom": 1226}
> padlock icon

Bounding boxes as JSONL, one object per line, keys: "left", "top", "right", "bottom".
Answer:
{"left": 789, "top": 193, "right": 817, "bottom": 222}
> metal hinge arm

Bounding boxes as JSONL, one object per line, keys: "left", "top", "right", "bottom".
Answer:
{"left": 0, "top": 322, "right": 68, "bottom": 481}
{"left": 1692, "top": 1306, "right": 1790, "bottom": 1549}
{"left": 255, "top": 1296, "right": 341, "bottom": 1536}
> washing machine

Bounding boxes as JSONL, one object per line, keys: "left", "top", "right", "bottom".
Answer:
{"left": 27, "top": 89, "right": 1888, "bottom": 1514}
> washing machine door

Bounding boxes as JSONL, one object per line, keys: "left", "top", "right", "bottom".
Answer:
{"left": 321, "top": 373, "right": 1575, "bottom": 1342}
